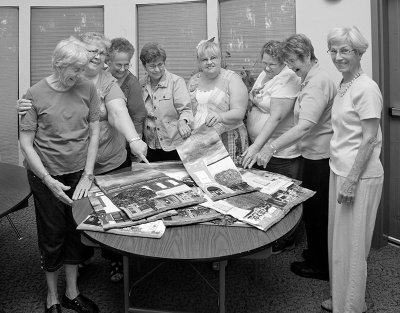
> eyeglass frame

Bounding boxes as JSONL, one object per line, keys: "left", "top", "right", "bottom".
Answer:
{"left": 112, "top": 63, "right": 132, "bottom": 70}
{"left": 326, "top": 48, "right": 356, "bottom": 56}
{"left": 146, "top": 62, "right": 165, "bottom": 72}
{"left": 86, "top": 48, "right": 107, "bottom": 57}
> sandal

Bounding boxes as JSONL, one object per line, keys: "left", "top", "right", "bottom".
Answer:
{"left": 110, "top": 261, "right": 123, "bottom": 283}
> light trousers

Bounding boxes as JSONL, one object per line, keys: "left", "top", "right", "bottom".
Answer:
{"left": 328, "top": 171, "right": 383, "bottom": 313}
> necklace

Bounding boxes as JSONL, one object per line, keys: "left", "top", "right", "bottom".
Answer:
{"left": 338, "top": 72, "right": 361, "bottom": 97}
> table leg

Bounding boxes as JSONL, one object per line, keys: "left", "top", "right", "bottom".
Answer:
{"left": 123, "top": 255, "right": 130, "bottom": 313}
{"left": 7, "top": 216, "right": 22, "bottom": 240}
{"left": 218, "top": 260, "right": 227, "bottom": 313}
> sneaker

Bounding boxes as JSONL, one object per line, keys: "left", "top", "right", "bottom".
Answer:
{"left": 271, "top": 238, "right": 295, "bottom": 254}
{"left": 321, "top": 299, "right": 332, "bottom": 312}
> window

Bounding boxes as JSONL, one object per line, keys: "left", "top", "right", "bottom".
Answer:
{"left": 30, "top": 7, "right": 104, "bottom": 85}
{"left": 219, "top": 0, "right": 295, "bottom": 83}
{"left": 0, "top": 7, "right": 19, "bottom": 164}
{"left": 137, "top": 2, "right": 207, "bottom": 82}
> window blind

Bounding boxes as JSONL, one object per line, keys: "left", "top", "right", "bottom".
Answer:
{"left": 137, "top": 2, "right": 207, "bottom": 82}
{"left": 31, "top": 7, "right": 104, "bottom": 86}
{"left": 219, "top": 0, "right": 295, "bottom": 84}
{"left": 0, "top": 7, "right": 19, "bottom": 164}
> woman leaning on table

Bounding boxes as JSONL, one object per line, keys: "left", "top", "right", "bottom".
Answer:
{"left": 139, "top": 42, "right": 193, "bottom": 162}
{"left": 241, "top": 40, "right": 301, "bottom": 179}
{"left": 321, "top": 26, "right": 384, "bottom": 313}
{"left": 256, "top": 34, "right": 336, "bottom": 281}
{"left": 19, "top": 38, "right": 100, "bottom": 313}
{"left": 187, "top": 39, "right": 249, "bottom": 165}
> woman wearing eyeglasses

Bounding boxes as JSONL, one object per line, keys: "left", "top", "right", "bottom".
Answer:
{"left": 187, "top": 39, "right": 248, "bottom": 164}
{"left": 139, "top": 42, "right": 193, "bottom": 162}
{"left": 107, "top": 38, "right": 147, "bottom": 141}
{"left": 256, "top": 34, "right": 336, "bottom": 282}
{"left": 321, "top": 26, "right": 383, "bottom": 313}
{"left": 241, "top": 40, "right": 301, "bottom": 179}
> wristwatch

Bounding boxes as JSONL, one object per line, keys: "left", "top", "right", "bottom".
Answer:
{"left": 82, "top": 171, "right": 94, "bottom": 181}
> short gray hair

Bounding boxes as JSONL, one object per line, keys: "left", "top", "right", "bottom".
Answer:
{"left": 52, "top": 37, "right": 89, "bottom": 71}
{"left": 79, "top": 32, "right": 111, "bottom": 50}
{"left": 327, "top": 26, "right": 369, "bottom": 55}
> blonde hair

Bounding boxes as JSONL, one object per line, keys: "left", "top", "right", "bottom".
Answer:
{"left": 52, "top": 36, "right": 89, "bottom": 71}
{"left": 196, "top": 41, "right": 221, "bottom": 60}
{"left": 327, "top": 26, "right": 369, "bottom": 55}
{"left": 79, "top": 32, "right": 111, "bottom": 50}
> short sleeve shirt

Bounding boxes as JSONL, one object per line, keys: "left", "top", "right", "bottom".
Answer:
{"left": 247, "top": 66, "right": 301, "bottom": 158}
{"left": 294, "top": 62, "right": 336, "bottom": 160}
{"left": 20, "top": 78, "right": 100, "bottom": 175}
{"left": 330, "top": 74, "right": 383, "bottom": 178}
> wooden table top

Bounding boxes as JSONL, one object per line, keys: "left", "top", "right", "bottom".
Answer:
{"left": 0, "top": 163, "right": 32, "bottom": 218}
{"left": 73, "top": 196, "right": 302, "bottom": 262}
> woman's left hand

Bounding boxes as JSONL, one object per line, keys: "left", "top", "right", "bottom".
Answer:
{"left": 72, "top": 176, "right": 93, "bottom": 200}
{"left": 337, "top": 178, "right": 357, "bottom": 204}
{"left": 178, "top": 120, "right": 191, "bottom": 139}
{"left": 256, "top": 144, "right": 274, "bottom": 168}
{"left": 205, "top": 111, "right": 222, "bottom": 127}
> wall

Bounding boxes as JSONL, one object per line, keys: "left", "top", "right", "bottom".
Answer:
{"left": 296, "top": 0, "right": 373, "bottom": 85}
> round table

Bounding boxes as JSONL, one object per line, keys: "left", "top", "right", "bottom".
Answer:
{"left": 0, "top": 163, "right": 32, "bottom": 239}
{"left": 73, "top": 195, "right": 302, "bottom": 313}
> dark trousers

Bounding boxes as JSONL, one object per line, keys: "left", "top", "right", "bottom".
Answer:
{"left": 28, "top": 170, "right": 85, "bottom": 272}
{"left": 253, "top": 156, "right": 302, "bottom": 180}
{"left": 146, "top": 148, "right": 180, "bottom": 163}
{"left": 301, "top": 157, "right": 330, "bottom": 271}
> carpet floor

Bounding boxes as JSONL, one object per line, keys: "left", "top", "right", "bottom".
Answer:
{"left": 1, "top": 197, "right": 399, "bottom": 313}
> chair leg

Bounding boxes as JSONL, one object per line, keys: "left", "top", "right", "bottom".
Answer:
{"left": 7, "top": 215, "right": 22, "bottom": 240}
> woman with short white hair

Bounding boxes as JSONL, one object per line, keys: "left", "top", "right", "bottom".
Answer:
{"left": 322, "top": 26, "right": 384, "bottom": 313}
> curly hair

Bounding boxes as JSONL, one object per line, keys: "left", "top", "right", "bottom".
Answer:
{"left": 259, "top": 40, "right": 285, "bottom": 64}
{"left": 139, "top": 42, "right": 167, "bottom": 66}
{"left": 108, "top": 37, "right": 135, "bottom": 62}
{"left": 79, "top": 32, "right": 111, "bottom": 50}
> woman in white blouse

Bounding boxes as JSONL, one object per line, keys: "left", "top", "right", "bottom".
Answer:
{"left": 242, "top": 40, "right": 301, "bottom": 179}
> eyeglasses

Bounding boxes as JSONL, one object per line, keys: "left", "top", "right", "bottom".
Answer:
{"left": 87, "top": 48, "right": 107, "bottom": 57}
{"left": 113, "top": 63, "right": 132, "bottom": 70}
{"left": 200, "top": 56, "right": 219, "bottom": 64}
{"left": 146, "top": 62, "right": 165, "bottom": 71}
{"left": 263, "top": 62, "right": 280, "bottom": 69}
{"left": 327, "top": 48, "right": 356, "bottom": 56}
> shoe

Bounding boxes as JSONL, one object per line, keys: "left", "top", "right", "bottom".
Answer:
{"left": 321, "top": 298, "right": 367, "bottom": 313}
{"left": 321, "top": 299, "right": 332, "bottom": 312}
{"left": 61, "top": 294, "right": 99, "bottom": 313}
{"left": 45, "top": 304, "right": 62, "bottom": 313}
{"left": 110, "top": 261, "right": 123, "bottom": 283}
{"left": 271, "top": 238, "right": 295, "bottom": 254}
{"left": 290, "top": 261, "right": 329, "bottom": 281}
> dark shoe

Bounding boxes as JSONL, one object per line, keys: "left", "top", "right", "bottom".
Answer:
{"left": 45, "top": 304, "right": 62, "bottom": 313}
{"left": 271, "top": 238, "right": 295, "bottom": 254}
{"left": 61, "top": 294, "right": 99, "bottom": 313}
{"left": 290, "top": 261, "right": 329, "bottom": 281}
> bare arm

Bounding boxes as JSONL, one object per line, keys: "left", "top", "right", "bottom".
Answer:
{"left": 337, "top": 118, "right": 380, "bottom": 204}
{"left": 106, "top": 98, "right": 149, "bottom": 163}
{"left": 20, "top": 130, "right": 73, "bottom": 205}
{"left": 256, "top": 118, "right": 315, "bottom": 168}
{"left": 72, "top": 120, "right": 100, "bottom": 200}
{"left": 205, "top": 74, "right": 248, "bottom": 127}
{"left": 242, "top": 97, "right": 295, "bottom": 169}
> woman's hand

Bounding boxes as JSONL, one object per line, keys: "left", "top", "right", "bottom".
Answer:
{"left": 241, "top": 143, "right": 262, "bottom": 169}
{"left": 177, "top": 120, "right": 191, "bottom": 139}
{"left": 129, "top": 139, "right": 149, "bottom": 164}
{"left": 16, "top": 98, "right": 33, "bottom": 116}
{"left": 205, "top": 111, "right": 222, "bottom": 127}
{"left": 43, "top": 176, "right": 73, "bottom": 205}
{"left": 256, "top": 144, "right": 275, "bottom": 168}
{"left": 72, "top": 176, "right": 93, "bottom": 200}
{"left": 337, "top": 178, "right": 357, "bottom": 204}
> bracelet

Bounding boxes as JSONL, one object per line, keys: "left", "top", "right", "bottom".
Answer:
{"left": 41, "top": 172, "right": 50, "bottom": 182}
{"left": 128, "top": 136, "right": 141, "bottom": 144}
{"left": 269, "top": 142, "right": 278, "bottom": 154}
